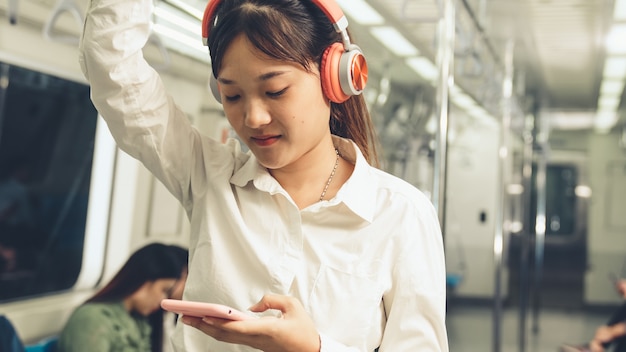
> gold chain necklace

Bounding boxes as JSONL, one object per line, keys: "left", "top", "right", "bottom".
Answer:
{"left": 319, "top": 149, "right": 339, "bottom": 201}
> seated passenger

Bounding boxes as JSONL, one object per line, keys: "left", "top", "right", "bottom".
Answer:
{"left": 0, "top": 315, "right": 25, "bottom": 352}
{"left": 156, "top": 247, "right": 187, "bottom": 352}
{"left": 57, "top": 243, "right": 188, "bottom": 352}
{"left": 560, "top": 279, "right": 626, "bottom": 352}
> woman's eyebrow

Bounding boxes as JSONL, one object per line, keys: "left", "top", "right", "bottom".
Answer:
{"left": 258, "top": 71, "right": 287, "bottom": 81}
{"left": 218, "top": 70, "right": 288, "bottom": 85}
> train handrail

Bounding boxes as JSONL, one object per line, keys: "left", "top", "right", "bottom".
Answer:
{"left": 42, "top": 0, "right": 84, "bottom": 45}
{"left": 8, "top": 0, "right": 18, "bottom": 24}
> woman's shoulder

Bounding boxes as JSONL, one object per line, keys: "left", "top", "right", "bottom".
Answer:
{"left": 69, "top": 302, "right": 125, "bottom": 322}
{"left": 370, "top": 166, "right": 430, "bottom": 202}
{"left": 59, "top": 303, "right": 122, "bottom": 345}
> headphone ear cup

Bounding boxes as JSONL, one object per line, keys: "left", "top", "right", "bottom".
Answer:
{"left": 339, "top": 46, "right": 368, "bottom": 96}
{"left": 321, "top": 43, "right": 350, "bottom": 103}
{"left": 209, "top": 74, "right": 222, "bottom": 103}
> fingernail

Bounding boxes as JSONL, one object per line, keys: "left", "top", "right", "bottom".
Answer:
{"left": 202, "top": 317, "right": 215, "bottom": 325}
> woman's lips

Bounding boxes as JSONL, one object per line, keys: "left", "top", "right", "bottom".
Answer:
{"left": 251, "top": 135, "right": 280, "bottom": 147}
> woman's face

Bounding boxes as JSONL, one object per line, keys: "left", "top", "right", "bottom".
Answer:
{"left": 168, "top": 269, "right": 187, "bottom": 300}
{"left": 217, "top": 34, "right": 332, "bottom": 170}
{"left": 129, "top": 278, "right": 177, "bottom": 316}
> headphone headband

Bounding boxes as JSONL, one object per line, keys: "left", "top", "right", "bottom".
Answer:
{"left": 202, "top": 0, "right": 350, "bottom": 48}
{"left": 202, "top": 0, "right": 367, "bottom": 104}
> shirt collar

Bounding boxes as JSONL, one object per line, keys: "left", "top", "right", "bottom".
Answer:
{"left": 230, "top": 136, "right": 377, "bottom": 223}
{"left": 330, "top": 136, "right": 376, "bottom": 223}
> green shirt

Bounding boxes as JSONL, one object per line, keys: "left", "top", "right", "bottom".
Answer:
{"left": 57, "top": 302, "right": 152, "bottom": 352}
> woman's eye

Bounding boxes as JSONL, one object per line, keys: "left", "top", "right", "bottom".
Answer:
{"left": 267, "top": 88, "right": 287, "bottom": 98}
{"left": 224, "top": 94, "right": 240, "bottom": 102}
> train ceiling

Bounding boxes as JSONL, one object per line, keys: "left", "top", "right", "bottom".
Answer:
{"left": 360, "top": 0, "right": 623, "bottom": 132}
{"left": 1, "top": 0, "right": 623, "bottom": 132}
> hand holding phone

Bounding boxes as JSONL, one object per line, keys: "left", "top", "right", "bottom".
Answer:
{"left": 161, "top": 299, "right": 256, "bottom": 321}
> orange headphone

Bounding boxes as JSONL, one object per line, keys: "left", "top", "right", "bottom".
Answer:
{"left": 202, "top": 0, "right": 368, "bottom": 104}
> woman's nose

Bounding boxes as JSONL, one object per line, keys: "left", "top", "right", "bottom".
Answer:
{"left": 244, "top": 99, "right": 271, "bottom": 128}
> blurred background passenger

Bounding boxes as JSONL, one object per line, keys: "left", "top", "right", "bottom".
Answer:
{"left": 157, "top": 246, "right": 187, "bottom": 352}
{"left": 57, "top": 243, "right": 188, "bottom": 352}
{"left": 561, "top": 278, "right": 626, "bottom": 352}
{"left": 0, "top": 315, "right": 25, "bottom": 352}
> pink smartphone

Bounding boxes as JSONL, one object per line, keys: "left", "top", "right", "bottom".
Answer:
{"left": 160, "top": 299, "right": 255, "bottom": 321}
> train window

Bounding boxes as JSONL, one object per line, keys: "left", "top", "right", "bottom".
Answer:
{"left": 530, "top": 163, "right": 578, "bottom": 236}
{"left": 0, "top": 61, "right": 98, "bottom": 301}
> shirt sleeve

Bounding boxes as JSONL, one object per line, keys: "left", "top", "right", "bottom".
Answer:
{"left": 379, "top": 198, "right": 449, "bottom": 352}
{"left": 78, "top": 0, "right": 206, "bottom": 209}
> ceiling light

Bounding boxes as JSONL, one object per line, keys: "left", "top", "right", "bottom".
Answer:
{"left": 507, "top": 184, "right": 524, "bottom": 195}
{"left": 151, "top": 2, "right": 208, "bottom": 62}
{"left": 600, "top": 79, "right": 625, "bottom": 95}
{"left": 369, "top": 26, "right": 419, "bottom": 57}
{"left": 607, "top": 24, "right": 626, "bottom": 54}
{"left": 468, "top": 106, "right": 496, "bottom": 125}
{"left": 336, "top": 0, "right": 384, "bottom": 25}
{"left": 154, "top": 6, "right": 201, "bottom": 35}
{"left": 594, "top": 111, "right": 618, "bottom": 132}
{"left": 153, "top": 23, "right": 207, "bottom": 55}
{"left": 449, "top": 84, "right": 462, "bottom": 96}
{"left": 575, "top": 185, "right": 592, "bottom": 198}
{"left": 162, "top": 0, "right": 203, "bottom": 20}
{"left": 615, "top": 0, "right": 626, "bottom": 20}
{"left": 450, "top": 92, "right": 477, "bottom": 110}
{"left": 598, "top": 95, "right": 621, "bottom": 110}
{"left": 467, "top": 105, "right": 487, "bottom": 118}
{"left": 546, "top": 111, "right": 594, "bottom": 130}
{"left": 405, "top": 57, "right": 438, "bottom": 82}
{"left": 603, "top": 57, "right": 626, "bottom": 79}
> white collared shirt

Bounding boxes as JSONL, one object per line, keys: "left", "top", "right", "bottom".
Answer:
{"left": 79, "top": 0, "right": 449, "bottom": 350}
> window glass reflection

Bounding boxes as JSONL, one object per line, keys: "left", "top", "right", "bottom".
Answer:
{"left": 0, "top": 62, "right": 97, "bottom": 301}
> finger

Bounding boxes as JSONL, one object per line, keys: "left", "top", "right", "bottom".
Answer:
{"left": 181, "top": 315, "right": 232, "bottom": 333}
{"left": 182, "top": 316, "right": 248, "bottom": 343}
{"left": 181, "top": 315, "right": 211, "bottom": 335}
{"left": 248, "top": 294, "right": 295, "bottom": 314}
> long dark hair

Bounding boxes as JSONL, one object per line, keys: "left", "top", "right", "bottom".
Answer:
{"left": 88, "top": 243, "right": 188, "bottom": 352}
{"left": 207, "top": 0, "right": 380, "bottom": 167}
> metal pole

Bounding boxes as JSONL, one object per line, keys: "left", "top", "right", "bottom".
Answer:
{"left": 532, "top": 139, "right": 547, "bottom": 334}
{"left": 432, "top": 0, "right": 455, "bottom": 231}
{"left": 493, "top": 39, "right": 514, "bottom": 352}
{"left": 0, "top": 63, "right": 9, "bottom": 147}
{"left": 518, "top": 113, "right": 535, "bottom": 352}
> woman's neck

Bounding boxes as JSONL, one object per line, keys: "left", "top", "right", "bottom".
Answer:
{"left": 269, "top": 141, "right": 352, "bottom": 209}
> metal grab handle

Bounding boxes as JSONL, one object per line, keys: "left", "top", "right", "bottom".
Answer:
{"left": 42, "top": 0, "right": 85, "bottom": 45}
{"left": 8, "top": 0, "right": 19, "bottom": 24}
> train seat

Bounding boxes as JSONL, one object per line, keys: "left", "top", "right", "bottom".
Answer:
{"left": 446, "top": 273, "right": 463, "bottom": 289}
{"left": 24, "top": 336, "right": 57, "bottom": 352}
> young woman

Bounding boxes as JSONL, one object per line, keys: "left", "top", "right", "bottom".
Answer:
{"left": 57, "top": 243, "right": 188, "bottom": 352}
{"left": 79, "top": 0, "right": 449, "bottom": 350}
